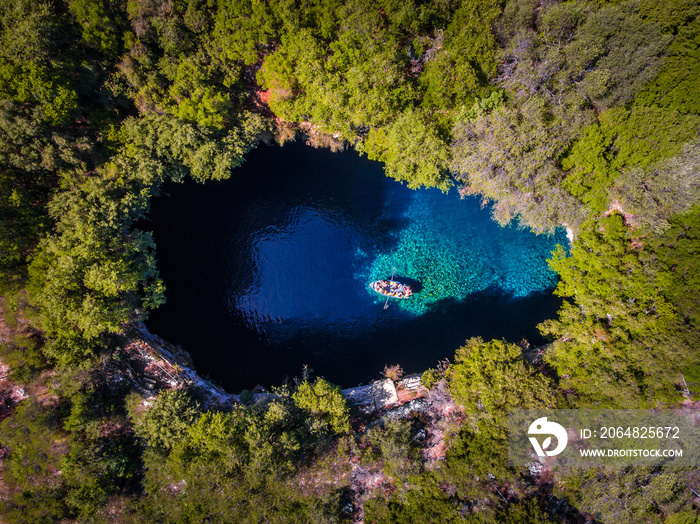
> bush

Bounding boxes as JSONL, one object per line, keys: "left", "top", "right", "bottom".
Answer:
{"left": 382, "top": 364, "right": 404, "bottom": 383}
{"left": 133, "top": 389, "right": 199, "bottom": 452}
{"left": 292, "top": 378, "right": 350, "bottom": 435}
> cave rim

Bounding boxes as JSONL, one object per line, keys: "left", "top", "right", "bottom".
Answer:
{"left": 143, "top": 141, "right": 566, "bottom": 392}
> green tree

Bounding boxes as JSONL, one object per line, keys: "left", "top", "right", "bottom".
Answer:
{"left": 211, "top": 0, "right": 278, "bottom": 66}
{"left": 449, "top": 337, "right": 555, "bottom": 429}
{"left": 559, "top": 467, "right": 696, "bottom": 523}
{"left": 62, "top": 428, "right": 141, "bottom": 519}
{"left": 0, "top": 398, "right": 70, "bottom": 521}
{"left": 0, "top": 0, "right": 78, "bottom": 125}
{"left": 134, "top": 389, "right": 199, "bottom": 452}
{"left": 364, "top": 472, "right": 460, "bottom": 523}
{"left": 25, "top": 112, "right": 265, "bottom": 362}
{"left": 611, "top": 140, "right": 700, "bottom": 233}
{"left": 68, "top": 0, "right": 125, "bottom": 57}
{"left": 635, "top": 4, "right": 700, "bottom": 114}
{"left": 258, "top": 10, "right": 417, "bottom": 139}
{"left": 499, "top": 0, "right": 671, "bottom": 109}
{"left": 362, "top": 109, "right": 451, "bottom": 190}
{"left": 0, "top": 0, "right": 64, "bottom": 64}
{"left": 451, "top": 97, "right": 589, "bottom": 232}
{"left": 421, "top": 0, "right": 502, "bottom": 110}
{"left": 293, "top": 377, "right": 350, "bottom": 435}
{"left": 541, "top": 214, "right": 700, "bottom": 406}
{"left": 653, "top": 210, "right": 700, "bottom": 327}
{"left": 167, "top": 54, "right": 233, "bottom": 130}
{"left": 561, "top": 107, "right": 700, "bottom": 212}
{"left": 564, "top": 0, "right": 671, "bottom": 108}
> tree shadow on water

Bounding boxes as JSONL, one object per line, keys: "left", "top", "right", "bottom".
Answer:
{"left": 148, "top": 283, "right": 563, "bottom": 391}
{"left": 255, "top": 286, "right": 563, "bottom": 389}
{"left": 325, "top": 286, "right": 563, "bottom": 387}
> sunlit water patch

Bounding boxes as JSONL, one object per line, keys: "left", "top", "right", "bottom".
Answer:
{"left": 363, "top": 189, "right": 567, "bottom": 315}
{"left": 146, "top": 142, "right": 566, "bottom": 391}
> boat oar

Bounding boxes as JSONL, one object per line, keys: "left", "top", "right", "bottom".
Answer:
{"left": 384, "top": 268, "right": 397, "bottom": 309}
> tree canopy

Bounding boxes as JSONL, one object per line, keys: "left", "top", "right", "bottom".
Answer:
{"left": 1, "top": 0, "right": 699, "bottom": 521}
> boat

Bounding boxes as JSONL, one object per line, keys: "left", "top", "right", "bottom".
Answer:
{"left": 370, "top": 279, "right": 413, "bottom": 299}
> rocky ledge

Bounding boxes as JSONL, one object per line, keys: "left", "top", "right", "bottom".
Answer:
{"left": 119, "top": 323, "right": 239, "bottom": 408}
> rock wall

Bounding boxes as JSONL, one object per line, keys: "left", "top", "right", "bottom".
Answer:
{"left": 121, "top": 323, "right": 239, "bottom": 408}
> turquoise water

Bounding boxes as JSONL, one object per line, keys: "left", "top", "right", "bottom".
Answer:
{"left": 147, "top": 142, "right": 566, "bottom": 390}
{"left": 363, "top": 188, "right": 566, "bottom": 316}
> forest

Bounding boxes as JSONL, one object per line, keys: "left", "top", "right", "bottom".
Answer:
{"left": 0, "top": 0, "right": 699, "bottom": 521}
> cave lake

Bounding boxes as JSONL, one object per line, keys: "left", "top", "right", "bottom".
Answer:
{"left": 146, "top": 141, "right": 568, "bottom": 391}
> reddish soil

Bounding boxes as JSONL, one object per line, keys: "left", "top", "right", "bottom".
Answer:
{"left": 396, "top": 385, "right": 428, "bottom": 404}
{"left": 605, "top": 200, "right": 636, "bottom": 226}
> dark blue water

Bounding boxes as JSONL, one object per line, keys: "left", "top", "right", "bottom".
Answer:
{"left": 146, "top": 142, "right": 566, "bottom": 391}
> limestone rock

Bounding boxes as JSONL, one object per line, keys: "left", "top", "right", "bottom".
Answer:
{"left": 370, "top": 378, "right": 398, "bottom": 411}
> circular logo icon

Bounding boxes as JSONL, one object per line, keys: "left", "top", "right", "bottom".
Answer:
{"left": 528, "top": 417, "right": 568, "bottom": 457}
